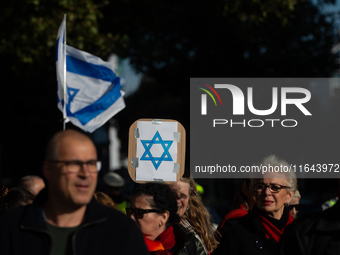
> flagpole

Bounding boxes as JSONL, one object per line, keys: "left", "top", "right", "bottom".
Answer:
{"left": 63, "top": 14, "right": 67, "bottom": 131}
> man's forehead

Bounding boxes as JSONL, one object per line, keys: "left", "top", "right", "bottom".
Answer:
{"left": 47, "top": 130, "right": 96, "bottom": 160}
{"left": 57, "top": 136, "right": 97, "bottom": 158}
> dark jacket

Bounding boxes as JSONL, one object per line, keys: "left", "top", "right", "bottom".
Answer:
{"left": 213, "top": 207, "right": 278, "bottom": 255}
{"left": 150, "top": 223, "right": 207, "bottom": 255}
{"left": 278, "top": 202, "right": 340, "bottom": 255}
{"left": 0, "top": 190, "right": 148, "bottom": 255}
{"left": 172, "top": 223, "right": 208, "bottom": 255}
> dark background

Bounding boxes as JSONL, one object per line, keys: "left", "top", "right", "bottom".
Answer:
{"left": 1, "top": 0, "right": 340, "bottom": 221}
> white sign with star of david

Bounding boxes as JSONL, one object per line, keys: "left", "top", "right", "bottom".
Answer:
{"left": 136, "top": 121, "right": 178, "bottom": 181}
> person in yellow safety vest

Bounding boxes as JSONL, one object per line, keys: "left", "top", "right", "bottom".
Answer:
{"left": 195, "top": 183, "right": 204, "bottom": 200}
{"left": 321, "top": 196, "right": 338, "bottom": 211}
{"left": 321, "top": 179, "right": 340, "bottom": 211}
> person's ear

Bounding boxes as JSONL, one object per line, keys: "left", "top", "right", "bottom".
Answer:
{"left": 160, "top": 211, "right": 170, "bottom": 227}
{"left": 285, "top": 190, "right": 294, "bottom": 204}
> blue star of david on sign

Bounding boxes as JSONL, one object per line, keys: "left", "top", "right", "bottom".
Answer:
{"left": 140, "top": 131, "right": 173, "bottom": 170}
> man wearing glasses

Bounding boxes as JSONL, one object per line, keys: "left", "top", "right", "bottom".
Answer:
{"left": 0, "top": 129, "right": 148, "bottom": 255}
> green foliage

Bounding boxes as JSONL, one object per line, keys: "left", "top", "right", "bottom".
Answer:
{"left": 0, "top": 0, "right": 337, "bottom": 180}
{"left": 99, "top": 0, "right": 336, "bottom": 157}
{"left": 0, "top": 0, "right": 115, "bottom": 76}
{"left": 223, "top": 0, "right": 297, "bottom": 26}
{"left": 0, "top": 0, "right": 117, "bottom": 179}
{"left": 100, "top": 0, "right": 334, "bottom": 78}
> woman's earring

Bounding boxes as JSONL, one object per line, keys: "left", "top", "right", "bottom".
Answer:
{"left": 186, "top": 205, "right": 189, "bottom": 211}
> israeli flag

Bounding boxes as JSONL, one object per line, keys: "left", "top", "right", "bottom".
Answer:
{"left": 56, "top": 15, "right": 125, "bottom": 133}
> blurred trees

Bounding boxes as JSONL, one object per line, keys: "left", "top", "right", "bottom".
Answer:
{"left": 99, "top": 0, "right": 336, "bottom": 159}
{"left": 0, "top": 0, "right": 116, "bottom": 76}
{"left": 0, "top": 0, "right": 116, "bottom": 180}
{"left": 0, "top": 0, "right": 337, "bottom": 184}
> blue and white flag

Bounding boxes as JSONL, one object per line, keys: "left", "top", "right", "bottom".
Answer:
{"left": 56, "top": 15, "right": 125, "bottom": 133}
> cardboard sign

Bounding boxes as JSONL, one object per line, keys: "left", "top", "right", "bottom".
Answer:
{"left": 128, "top": 119, "right": 185, "bottom": 183}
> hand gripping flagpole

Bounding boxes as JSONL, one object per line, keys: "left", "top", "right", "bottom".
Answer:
{"left": 63, "top": 14, "right": 67, "bottom": 131}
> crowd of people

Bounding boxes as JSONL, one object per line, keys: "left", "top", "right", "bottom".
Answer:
{"left": 0, "top": 129, "right": 339, "bottom": 254}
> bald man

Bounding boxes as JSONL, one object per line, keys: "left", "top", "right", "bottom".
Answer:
{"left": 0, "top": 130, "right": 148, "bottom": 255}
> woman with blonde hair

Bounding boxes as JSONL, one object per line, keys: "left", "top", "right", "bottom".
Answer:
{"left": 171, "top": 177, "right": 219, "bottom": 254}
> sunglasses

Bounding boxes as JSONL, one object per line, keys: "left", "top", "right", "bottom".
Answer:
{"left": 288, "top": 204, "right": 301, "bottom": 211}
{"left": 126, "top": 207, "right": 162, "bottom": 219}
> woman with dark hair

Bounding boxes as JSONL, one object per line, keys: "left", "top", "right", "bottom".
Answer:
{"left": 215, "top": 178, "right": 256, "bottom": 241}
{"left": 0, "top": 185, "right": 35, "bottom": 216}
{"left": 231, "top": 178, "right": 256, "bottom": 215}
{"left": 171, "top": 177, "right": 219, "bottom": 254}
{"left": 127, "top": 182, "right": 206, "bottom": 254}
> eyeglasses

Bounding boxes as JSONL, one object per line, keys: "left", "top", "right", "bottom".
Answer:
{"left": 48, "top": 160, "right": 101, "bottom": 173}
{"left": 288, "top": 204, "right": 300, "bottom": 211}
{"left": 253, "top": 183, "right": 291, "bottom": 193}
{"left": 126, "top": 207, "right": 162, "bottom": 219}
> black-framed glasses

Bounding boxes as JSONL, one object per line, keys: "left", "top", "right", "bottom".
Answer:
{"left": 126, "top": 207, "right": 162, "bottom": 219}
{"left": 288, "top": 204, "right": 300, "bottom": 211}
{"left": 253, "top": 183, "right": 291, "bottom": 193}
{"left": 48, "top": 160, "right": 101, "bottom": 173}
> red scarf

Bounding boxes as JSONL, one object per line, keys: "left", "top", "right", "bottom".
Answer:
{"left": 224, "top": 204, "right": 248, "bottom": 221}
{"left": 216, "top": 204, "right": 248, "bottom": 235}
{"left": 256, "top": 209, "right": 294, "bottom": 242}
{"left": 144, "top": 225, "right": 176, "bottom": 253}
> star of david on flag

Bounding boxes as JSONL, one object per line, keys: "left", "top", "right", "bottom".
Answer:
{"left": 56, "top": 15, "right": 125, "bottom": 133}
{"left": 140, "top": 131, "right": 173, "bottom": 170}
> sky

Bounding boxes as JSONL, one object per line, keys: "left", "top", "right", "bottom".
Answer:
{"left": 120, "top": 58, "right": 142, "bottom": 97}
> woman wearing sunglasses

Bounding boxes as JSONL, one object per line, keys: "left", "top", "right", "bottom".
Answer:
{"left": 214, "top": 155, "right": 297, "bottom": 255}
{"left": 288, "top": 190, "right": 301, "bottom": 219}
{"left": 127, "top": 182, "right": 206, "bottom": 255}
